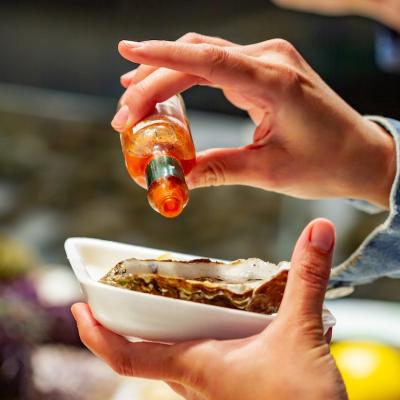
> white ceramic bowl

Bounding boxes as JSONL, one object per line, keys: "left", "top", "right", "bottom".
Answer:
{"left": 65, "top": 237, "right": 335, "bottom": 343}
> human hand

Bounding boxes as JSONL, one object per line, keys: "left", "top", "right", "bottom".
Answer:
{"left": 272, "top": 0, "right": 400, "bottom": 32}
{"left": 112, "top": 34, "right": 395, "bottom": 209}
{"left": 72, "top": 218, "right": 347, "bottom": 400}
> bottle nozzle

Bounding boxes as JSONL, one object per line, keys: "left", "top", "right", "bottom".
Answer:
{"left": 146, "top": 156, "right": 189, "bottom": 218}
{"left": 159, "top": 196, "right": 184, "bottom": 218}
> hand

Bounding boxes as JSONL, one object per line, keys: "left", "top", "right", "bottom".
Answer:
{"left": 112, "top": 34, "right": 395, "bottom": 209}
{"left": 272, "top": 0, "right": 400, "bottom": 32}
{"left": 72, "top": 219, "right": 347, "bottom": 400}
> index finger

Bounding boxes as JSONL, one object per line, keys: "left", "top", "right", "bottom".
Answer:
{"left": 118, "top": 40, "right": 273, "bottom": 97}
{"left": 121, "top": 33, "right": 237, "bottom": 88}
{"left": 71, "top": 303, "right": 184, "bottom": 380}
{"left": 117, "top": 68, "right": 201, "bottom": 129}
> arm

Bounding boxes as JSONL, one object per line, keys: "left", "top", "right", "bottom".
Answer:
{"left": 272, "top": 0, "right": 400, "bottom": 32}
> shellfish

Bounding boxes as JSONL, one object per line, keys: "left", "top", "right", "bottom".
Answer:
{"left": 100, "top": 257, "right": 289, "bottom": 315}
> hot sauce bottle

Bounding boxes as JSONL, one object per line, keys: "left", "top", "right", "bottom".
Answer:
{"left": 120, "top": 95, "right": 196, "bottom": 218}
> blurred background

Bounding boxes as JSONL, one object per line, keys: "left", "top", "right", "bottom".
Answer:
{"left": 1, "top": 1, "right": 400, "bottom": 399}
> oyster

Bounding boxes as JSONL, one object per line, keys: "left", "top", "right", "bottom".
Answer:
{"left": 100, "top": 257, "right": 289, "bottom": 315}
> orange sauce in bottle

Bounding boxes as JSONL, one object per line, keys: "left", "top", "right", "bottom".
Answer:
{"left": 120, "top": 95, "right": 196, "bottom": 218}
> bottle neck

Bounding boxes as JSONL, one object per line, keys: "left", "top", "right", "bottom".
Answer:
{"left": 145, "top": 155, "right": 185, "bottom": 189}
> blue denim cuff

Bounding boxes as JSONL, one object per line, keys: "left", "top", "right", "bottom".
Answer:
{"left": 346, "top": 199, "right": 384, "bottom": 214}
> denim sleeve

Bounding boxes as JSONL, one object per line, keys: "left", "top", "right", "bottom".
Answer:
{"left": 327, "top": 116, "right": 400, "bottom": 298}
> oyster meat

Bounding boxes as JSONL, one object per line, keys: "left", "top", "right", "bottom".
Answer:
{"left": 100, "top": 257, "right": 289, "bottom": 315}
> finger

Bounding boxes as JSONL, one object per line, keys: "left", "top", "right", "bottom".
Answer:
{"left": 121, "top": 37, "right": 299, "bottom": 90}
{"left": 121, "top": 64, "right": 162, "bottom": 88}
{"left": 278, "top": 219, "right": 335, "bottom": 325}
{"left": 121, "top": 69, "right": 142, "bottom": 88}
{"left": 121, "top": 33, "right": 237, "bottom": 87}
{"left": 111, "top": 104, "right": 130, "bottom": 131}
{"left": 115, "top": 40, "right": 282, "bottom": 130}
{"left": 71, "top": 302, "right": 133, "bottom": 361}
{"left": 187, "top": 146, "right": 265, "bottom": 189}
{"left": 118, "top": 67, "right": 266, "bottom": 131}
{"left": 121, "top": 39, "right": 289, "bottom": 89}
{"left": 117, "top": 67, "right": 265, "bottom": 132}
{"left": 272, "top": 0, "right": 349, "bottom": 14}
{"left": 118, "top": 40, "right": 272, "bottom": 97}
{"left": 71, "top": 303, "right": 183, "bottom": 380}
{"left": 113, "top": 68, "right": 201, "bottom": 132}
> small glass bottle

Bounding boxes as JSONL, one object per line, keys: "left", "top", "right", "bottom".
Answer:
{"left": 120, "top": 95, "right": 196, "bottom": 218}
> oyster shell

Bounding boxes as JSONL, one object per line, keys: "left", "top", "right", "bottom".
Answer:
{"left": 100, "top": 257, "right": 289, "bottom": 315}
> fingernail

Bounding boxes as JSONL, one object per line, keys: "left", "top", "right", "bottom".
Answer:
{"left": 111, "top": 104, "right": 130, "bottom": 131}
{"left": 121, "top": 70, "right": 135, "bottom": 81}
{"left": 310, "top": 221, "right": 334, "bottom": 252}
{"left": 120, "top": 72, "right": 135, "bottom": 87}
{"left": 70, "top": 305, "right": 77, "bottom": 320}
{"left": 122, "top": 40, "right": 143, "bottom": 48}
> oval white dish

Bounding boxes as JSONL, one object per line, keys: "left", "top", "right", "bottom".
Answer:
{"left": 65, "top": 237, "right": 336, "bottom": 342}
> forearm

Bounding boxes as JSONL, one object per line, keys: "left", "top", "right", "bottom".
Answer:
{"left": 272, "top": 0, "right": 400, "bottom": 32}
{"left": 343, "top": 116, "right": 396, "bottom": 209}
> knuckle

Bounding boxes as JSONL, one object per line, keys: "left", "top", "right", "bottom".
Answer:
{"left": 133, "top": 81, "right": 146, "bottom": 94}
{"left": 133, "top": 81, "right": 158, "bottom": 104}
{"left": 296, "top": 255, "right": 331, "bottom": 289}
{"left": 111, "top": 353, "right": 136, "bottom": 377}
{"left": 268, "top": 38, "right": 298, "bottom": 57}
{"left": 202, "top": 160, "right": 226, "bottom": 186}
{"left": 121, "top": 83, "right": 141, "bottom": 104}
{"left": 257, "top": 39, "right": 274, "bottom": 52}
{"left": 280, "top": 66, "right": 301, "bottom": 88}
{"left": 180, "top": 32, "right": 204, "bottom": 43}
{"left": 175, "top": 340, "right": 218, "bottom": 385}
{"left": 264, "top": 63, "right": 302, "bottom": 92}
{"left": 157, "top": 39, "right": 171, "bottom": 48}
{"left": 202, "top": 45, "right": 229, "bottom": 75}
{"left": 295, "top": 315, "right": 324, "bottom": 337}
{"left": 135, "top": 80, "right": 149, "bottom": 96}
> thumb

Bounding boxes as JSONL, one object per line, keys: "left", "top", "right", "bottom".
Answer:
{"left": 187, "top": 146, "right": 261, "bottom": 189}
{"left": 278, "top": 218, "right": 335, "bottom": 326}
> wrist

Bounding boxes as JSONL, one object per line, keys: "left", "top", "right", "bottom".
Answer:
{"left": 343, "top": 118, "right": 396, "bottom": 209}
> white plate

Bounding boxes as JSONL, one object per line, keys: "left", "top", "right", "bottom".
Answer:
{"left": 65, "top": 237, "right": 335, "bottom": 343}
